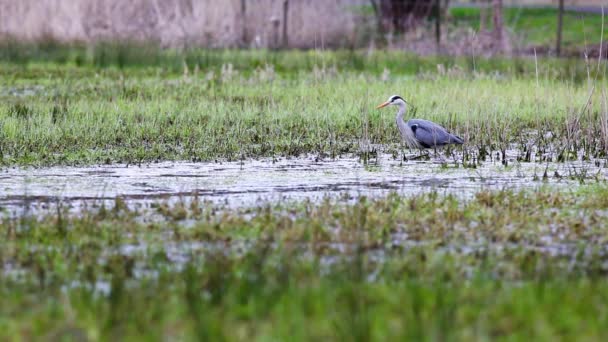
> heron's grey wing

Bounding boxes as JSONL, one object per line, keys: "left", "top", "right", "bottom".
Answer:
{"left": 407, "top": 119, "right": 457, "bottom": 148}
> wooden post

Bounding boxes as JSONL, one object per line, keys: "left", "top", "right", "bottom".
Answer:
{"left": 480, "top": 0, "right": 488, "bottom": 32}
{"left": 492, "top": 0, "right": 504, "bottom": 52}
{"left": 271, "top": 17, "right": 280, "bottom": 49}
{"left": 241, "top": 0, "right": 247, "bottom": 47}
{"left": 556, "top": 0, "right": 564, "bottom": 56}
{"left": 435, "top": 0, "right": 441, "bottom": 54}
{"left": 369, "top": 0, "right": 385, "bottom": 46}
{"left": 282, "top": 0, "right": 289, "bottom": 48}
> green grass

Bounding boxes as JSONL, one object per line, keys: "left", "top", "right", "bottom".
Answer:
{"left": 2, "top": 48, "right": 608, "bottom": 340}
{"left": 2, "top": 186, "right": 608, "bottom": 340}
{"left": 451, "top": 6, "right": 608, "bottom": 49}
{"left": 1, "top": 49, "right": 607, "bottom": 166}
{"left": 0, "top": 40, "right": 601, "bottom": 73}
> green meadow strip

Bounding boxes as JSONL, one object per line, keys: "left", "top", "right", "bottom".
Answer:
{"left": 1, "top": 54, "right": 607, "bottom": 166}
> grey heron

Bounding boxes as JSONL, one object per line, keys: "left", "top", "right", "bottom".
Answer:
{"left": 377, "top": 95, "right": 464, "bottom": 151}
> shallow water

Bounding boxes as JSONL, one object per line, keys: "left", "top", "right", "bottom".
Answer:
{"left": 1, "top": 152, "right": 606, "bottom": 217}
{"left": 2, "top": 152, "right": 608, "bottom": 284}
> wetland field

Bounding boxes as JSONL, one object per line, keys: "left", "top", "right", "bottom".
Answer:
{"left": 2, "top": 47, "right": 608, "bottom": 340}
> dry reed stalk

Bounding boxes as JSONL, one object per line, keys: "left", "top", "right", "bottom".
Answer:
{"left": 601, "top": 87, "right": 608, "bottom": 153}
{"left": 0, "top": 0, "right": 365, "bottom": 48}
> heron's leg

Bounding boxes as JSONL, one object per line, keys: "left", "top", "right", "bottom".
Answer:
{"left": 409, "top": 149, "right": 430, "bottom": 161}
{"left": 436, "top": 146, "right": 451, "bottom": 165}
{"left": 450, "top": 148, "right": 459, "bottom": 166}
{"left": 434, "top": 146, "right": 441, "bottom": 158}
{"left": 398, "top": 141, "right": 407, "bottom": 163}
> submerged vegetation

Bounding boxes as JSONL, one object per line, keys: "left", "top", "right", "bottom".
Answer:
{"left": 2, "top": 186, "right": 608, "bottom": 340}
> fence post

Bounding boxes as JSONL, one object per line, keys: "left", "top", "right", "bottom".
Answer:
{"left": 435, "top": 0, "right": 441, "bottom": 54}
{"left": 556, "top": 0, "right": 564, "bottom": 56}
{"left": 241, "top": 0, "right": 248, "bottom": 47}
{"left": 271, "top": 17, "right": 280, "bottom": 49}
{"left": 492, "top": 0, "right": 504, "bottom": 52}
{"left": 282, "top": 0, "right": 289, "bottom": 48}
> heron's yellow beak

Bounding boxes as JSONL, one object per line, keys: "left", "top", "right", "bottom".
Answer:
{"left": 376, "top": 101, "right": 390, "bottom": 109}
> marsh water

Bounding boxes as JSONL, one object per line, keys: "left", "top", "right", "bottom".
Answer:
{"left": 3, "top": 151, "right": 608, "bottom": 284}
{"left": 1, "top": 151, "right": 606, "bottom": 217}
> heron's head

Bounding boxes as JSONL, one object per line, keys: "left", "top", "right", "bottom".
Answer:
{"left": 376, "top": 95, "right": 407, "bottom": 109}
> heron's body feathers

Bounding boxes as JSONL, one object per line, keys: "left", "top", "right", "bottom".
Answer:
{"left": 407, "top": 119, "right": 463, "bottom": 148}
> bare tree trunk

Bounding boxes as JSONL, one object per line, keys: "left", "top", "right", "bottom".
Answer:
{"left": 271, "top": 17, "right": 280, "bottom": 49}
{"left": 369, "top": 0, "right": 386, "bottom": 46}
{"left": 492, "top": 0, "right": 504, "bottom": 52}
{"left": 282, "top": 0, "right": 289, "bottom": 48}
{"left": 373, "top": 0, "right": 434, "bottom": 34}
{"left": 480, "top": 0, "right": 489, "bottom": 32}
{"left": 435, "top": 0, "right": 441, "bottom": 54}
{"left": 240, "top": 0, "right": 247, "bottom": 47}
{"left": 556, "top": 0, "right": 564, "bottom": 56}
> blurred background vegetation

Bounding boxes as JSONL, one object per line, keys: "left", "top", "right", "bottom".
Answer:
{"left": 0, "top": 0, "right": 606, "bottom": 58}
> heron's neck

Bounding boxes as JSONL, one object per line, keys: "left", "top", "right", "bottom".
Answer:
{"left": 395, "top": 103, "right": 408, "bottom": 132}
